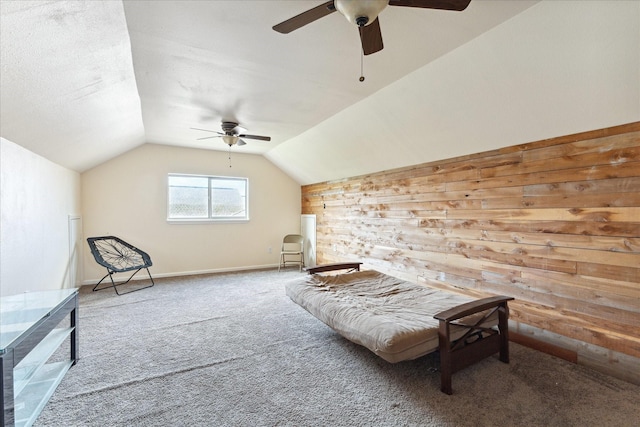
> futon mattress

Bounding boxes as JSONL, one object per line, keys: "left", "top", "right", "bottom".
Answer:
{"left": 285, "top": 270, "right": 496, "bottom": 363}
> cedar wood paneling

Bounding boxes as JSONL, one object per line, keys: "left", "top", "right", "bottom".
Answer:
{"left": 301, "top": 123, "right": 640, "bottom": 368}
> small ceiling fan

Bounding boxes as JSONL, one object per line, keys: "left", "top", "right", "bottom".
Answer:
{"left": 273, "top": 0, "right": 472, "bottom": 55}
{"left": 191, "top": 121, "right": 271, "bottom": 147}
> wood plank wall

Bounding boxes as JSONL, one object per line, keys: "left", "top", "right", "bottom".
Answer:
{"left": 301, "top": 122, "right": 640, "bottom": 379}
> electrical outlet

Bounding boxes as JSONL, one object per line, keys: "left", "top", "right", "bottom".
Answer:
{"left": 268, "top": 247, "right": 272, "bottom": 254}
{"left": 332, "top": 244, "right": 337, "bottom": 252}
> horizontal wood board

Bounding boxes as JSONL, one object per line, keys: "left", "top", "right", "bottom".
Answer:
{"left": 301, "top": 122, "right": 640, "bottom": 367}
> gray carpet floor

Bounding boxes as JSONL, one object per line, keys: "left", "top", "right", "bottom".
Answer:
{"left": 36, "top": 269, "right": 639, "bottom": 426}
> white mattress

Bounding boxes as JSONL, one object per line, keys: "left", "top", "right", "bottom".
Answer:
{"left": 286, "top": 270, "right": 496, "bottom": 363}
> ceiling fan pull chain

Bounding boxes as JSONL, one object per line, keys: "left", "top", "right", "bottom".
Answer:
{"left": 359, "top": 48, "right": 365, "bottom": 82}
{"left": 228, "top": 146, "right": 232, "bottom": 168}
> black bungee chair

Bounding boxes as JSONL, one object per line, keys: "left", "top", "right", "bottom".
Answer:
{"left": 87, "top": 236, "right": 155, "bottom": 295}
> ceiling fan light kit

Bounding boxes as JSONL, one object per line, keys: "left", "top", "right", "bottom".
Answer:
{"left": 222, "top": 135, "right": 240, "bottom": 146}
{"left": 334, "top": 0, "right": 388, "bottom": 27}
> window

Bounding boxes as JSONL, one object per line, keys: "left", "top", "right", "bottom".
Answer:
{"left": 168, "top": 174, "right": 248, "bottom": 221}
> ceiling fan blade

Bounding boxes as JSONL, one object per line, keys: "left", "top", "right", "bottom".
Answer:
{"left": 388, "top": 0, "right": 471, "bottom": 11}
{"left": 237, "top": 139, "right": 247, "bottom": 146}
{"left": 238, "top": 134, "right": 271, "bottom": 142}
{"left": 196, "top": 136, "right": 222, "bottom": 140}
{"left": 359, "top": 18, "right": 383, "bottom": 56}
{"left": 191, "top": 127, "right": 224, "bottom": 135}
{"left": 273, "top": 1, "right": 336, "bottom": 33}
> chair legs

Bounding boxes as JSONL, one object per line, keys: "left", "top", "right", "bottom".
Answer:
{"left": 93, "top": 267, "right": 155, "bottom": 295}
{"left": 278, "top": 253, "right": 304, "bottom": 272}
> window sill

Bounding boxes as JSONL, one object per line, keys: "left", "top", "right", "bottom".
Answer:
{"left": 167, "top": 218, "right": 250, "bottom": 224}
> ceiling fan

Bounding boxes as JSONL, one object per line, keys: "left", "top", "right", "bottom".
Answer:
{"left": 191, "top": 121, "right": 271, "bottom": 147}
{"left": 273, "top": 0, "right": 472, "bottom": 56}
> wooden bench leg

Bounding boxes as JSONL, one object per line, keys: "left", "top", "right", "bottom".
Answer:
{"left": 498, "top": 304, "right": 510, "bottom": 363}
{"left": 439, "top": 321, "right": 453, "bottom": 395}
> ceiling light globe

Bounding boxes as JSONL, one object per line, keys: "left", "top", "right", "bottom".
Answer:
{"left": 222, "top": 135, "right": 238, "bottom": 146}
{"left": 335, "top": 0, "right": 388, "bottom": 27}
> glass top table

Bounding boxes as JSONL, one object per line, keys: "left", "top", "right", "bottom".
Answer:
{"left": 1, "top": 287, "right": 79, "bottom": 427}
{"left": 0, "top": 288, "right": 78, "bottom": 354}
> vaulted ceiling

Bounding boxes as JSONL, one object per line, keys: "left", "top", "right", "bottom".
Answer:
{"left": 1, "top": 1, "right": 638, "bottom": 184}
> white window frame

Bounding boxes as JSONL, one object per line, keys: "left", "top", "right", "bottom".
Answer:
{"left": 167, "top": 173, "right": 249, "bottom": 223}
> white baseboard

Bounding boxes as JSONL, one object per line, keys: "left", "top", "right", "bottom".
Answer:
{"left": 81, "top": 264, "right": 280, "bottom": 286}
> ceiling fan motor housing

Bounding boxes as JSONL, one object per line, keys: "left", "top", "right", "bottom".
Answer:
{"left": 221, "top": 121, "right": 239, "bottom": 133}
{"left": 335, "top": 0, "right": 388, "bottom": 27}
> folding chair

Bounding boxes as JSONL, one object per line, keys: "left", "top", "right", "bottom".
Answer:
{"left": 278, "top": 234, "right": 305, "bottom": 272}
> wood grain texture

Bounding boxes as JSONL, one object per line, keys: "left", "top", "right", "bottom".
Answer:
{"left": 301, "top": 122, "right": 640, "bottom": 370}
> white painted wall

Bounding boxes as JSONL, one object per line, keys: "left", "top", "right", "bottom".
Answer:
{"left": 81, "top": 143, "right": 301, "bottom": 283}
{"left": 266, "top": 0, "right": 640, "bottom": 185}
{"left": 0, "top": 138, "right": 81, "bottom": 297}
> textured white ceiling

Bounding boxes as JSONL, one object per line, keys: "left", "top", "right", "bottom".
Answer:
{"left": 0, "top": 0, "right": 144, "bottom": 171}
{"left": 1, "top": 0, "right": 538, "bottom": 175}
